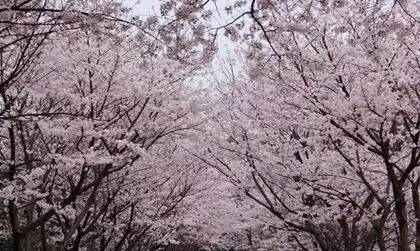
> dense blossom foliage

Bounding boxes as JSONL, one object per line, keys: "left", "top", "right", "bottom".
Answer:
{"left": 0, "top": 0, "right": 418, "bottom": 250}
{"left": 0, "top": 0, "right": 210, "bottom": 250}
{"left": 200, "top": 0, "right": 419, "bottom": 250}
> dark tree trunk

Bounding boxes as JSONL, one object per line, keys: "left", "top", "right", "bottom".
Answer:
{"left": 412, "top": 177, "right": 419, "bottom": 251}
{"left": 392, "top": 182, "right": 410, "bottom": 251}
{"left": 9, "top": 202, "right": 21, "bottom": 251}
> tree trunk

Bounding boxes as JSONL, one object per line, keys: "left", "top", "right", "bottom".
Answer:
{"left": 24, "top": 205, "right": 35, "bottom": 251}
{"left": 384, "top": 149, "right": 411, "bottom": 251}
{"left": 70, "top": 229, "right": 83, "bottom": 251}
{"left": 9, "top": 201, "right": 21, "bottom": 251}
{"left": 40, "top": 223, "right": 48, "bottom": 251}
{"left": 392, "top": 182, "right": 410, "bottom": 251}
{"left": 412, "top": 177, "right": 419, "bottom": 251}
{"left": 373, "top": 219, "right": 387, "bottom": 251}
{"left": 8, "top": 127, "right": 21, "bottom": 250}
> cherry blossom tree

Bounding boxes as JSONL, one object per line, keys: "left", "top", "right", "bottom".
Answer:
{"left": 0, "top": 1, "right": 211, "bottom": 250}
{"left": 199, "top": 0, "right": 418, "bottom": 250}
